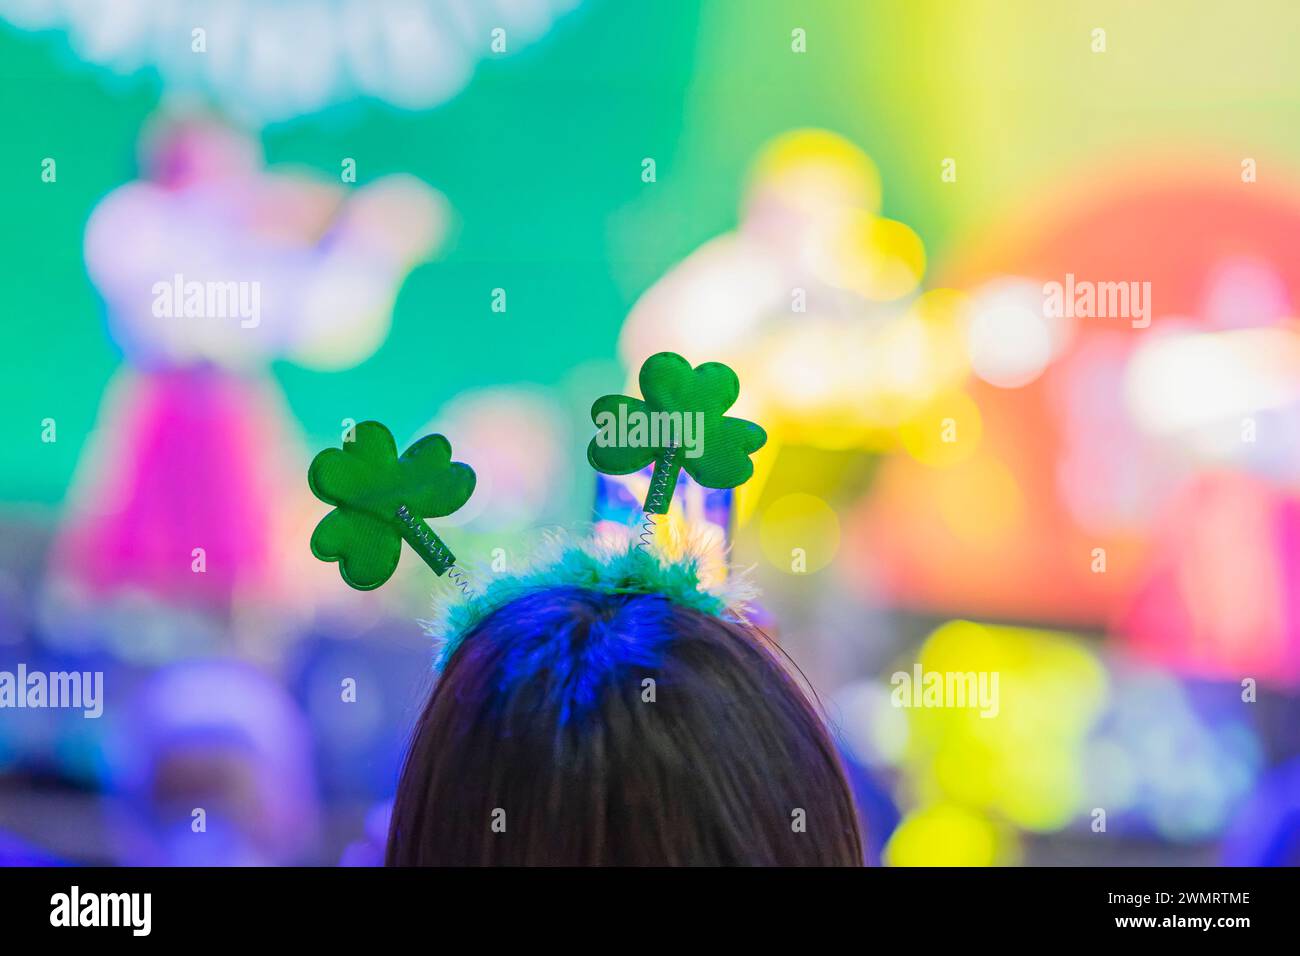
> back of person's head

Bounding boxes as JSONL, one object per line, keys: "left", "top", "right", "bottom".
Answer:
{"left": 387, "top": 586, "right": 863, "bottom": 865}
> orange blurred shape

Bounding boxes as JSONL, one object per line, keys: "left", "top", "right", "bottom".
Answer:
{"left": 848, "top": 164, "right": 1300, "bottom": 628}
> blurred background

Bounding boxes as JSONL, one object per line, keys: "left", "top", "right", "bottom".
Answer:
{"left": 1, "top": 0, "right": 1299, "bottom": 866}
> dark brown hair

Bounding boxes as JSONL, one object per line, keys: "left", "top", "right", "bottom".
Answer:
{"left": 387, "top": 587, "right": 863, "bottom": 865}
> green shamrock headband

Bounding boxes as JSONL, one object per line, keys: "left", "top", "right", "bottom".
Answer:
{"left": 308, "top": 421, "right": 475, "bottom": 591}
{"left": 588, "top": 351, "right": 766, "bottom": 547}
{"left": 308, "top": 353, "right": 764, "bottom": 591}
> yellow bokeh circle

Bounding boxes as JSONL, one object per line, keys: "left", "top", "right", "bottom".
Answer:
{"left": 825, "top": 212, "right": 927, "bottom": 301}
{"left": 759, "top": 492, "right": 841, "bottom": 575}
{"left": 883, "top": 803, "right": 1017, "bottom": 867}
{"left": 745, "top": 128, "right": 882, "bottom": 217}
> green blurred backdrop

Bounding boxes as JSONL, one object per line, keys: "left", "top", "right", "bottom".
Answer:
{"left": 4, "top": 0, "right": 1300, "bottom": 505}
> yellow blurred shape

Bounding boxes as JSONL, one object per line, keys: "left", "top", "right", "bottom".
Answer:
{"left": 751, "top": 325, "right": 892, "bottom": 450}
{"left": 745, "top": 129, "right": 882, "bottom": 218}
{"left": 732, "top": 433, "right": 778, "bottom": 528}
{"left": 750, "top": 294, "right": 973, "bottom": 451}
{"left": 913, "top": 287, "right": 967, "bottom": 327}
{"left": 826, "top": 212, "right": 926, "bottom": 301}
{"left": 898, "top": 391, "right": 982, "bottom": 466}
{"left": 869, "top": 289, "right": 971, "bottom": 422}
{"left": 901, "top": 621, "right": 1109, "bottom": 833}
{"left": 759, "top": 492, "right": 841, "bottom": 574}
{"left": 895, "top": 288, "right": 970, "bottom": 385}
{"left": 884, "top": 803, "right": 1017, "bottom": 867}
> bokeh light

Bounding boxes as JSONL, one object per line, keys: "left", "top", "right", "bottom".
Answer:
{"left": 759, "top": 492, "right": 841, "bottom": 574}
{"left": 1, "top": 0, "right": 1296, "bottom": 869}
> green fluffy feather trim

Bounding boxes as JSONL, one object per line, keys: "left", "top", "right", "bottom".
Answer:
{"left": 425, "top": 530, "right": 756, "bottom": 670}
